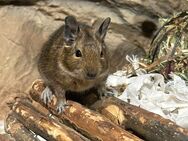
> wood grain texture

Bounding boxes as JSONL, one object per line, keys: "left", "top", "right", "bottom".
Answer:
{"left": 8, "top": 98, "right": 90, "bottom": 141}
{"left": 92, "top": 96, "right": 188, "bottom": 141}
{"left": 29, "top": 79, "right": 143, "bottom": 141}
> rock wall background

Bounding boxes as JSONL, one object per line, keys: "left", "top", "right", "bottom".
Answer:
{"left": 0, "top": 0, "right": 188, "bottom": 120}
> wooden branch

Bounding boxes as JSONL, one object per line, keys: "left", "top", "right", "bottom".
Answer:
{"left": 5, "top": 112, "right": 40, "bottom": 141}
{"left": 29, "top": 79, "right": 143, "bottom": 141}
{"left": 91, "top": 96, "right": 188, "bottom": 141}
{"left": 10, "top": 99, "right": 89, "bottom": 141}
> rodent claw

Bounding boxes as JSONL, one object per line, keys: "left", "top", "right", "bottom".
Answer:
{"left": 41, "top": 86, "right": 53, "bottom": 104}
{"left": 56, "top": 106, "right": 65, "bottom": 114}
{"left": 56, "top": 101, "right": 69, "bottom": 114}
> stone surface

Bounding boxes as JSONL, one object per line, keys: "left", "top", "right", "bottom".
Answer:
{"left": 0, "top": 5, "right": 61, "bottom": 119}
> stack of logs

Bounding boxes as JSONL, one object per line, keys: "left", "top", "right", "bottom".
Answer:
{"left": 4, "top": 79, "right": 188, "bottom": 141}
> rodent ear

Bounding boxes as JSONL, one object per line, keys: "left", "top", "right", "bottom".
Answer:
{"left": 95, "top": 17, "right": 111, "bottom": 41}
{"left": 63, "top": 16, "right": 80, "bottom": 44}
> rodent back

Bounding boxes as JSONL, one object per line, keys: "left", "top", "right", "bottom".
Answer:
{"left": 37, "top": 25, "right": 65, "bottom": 79}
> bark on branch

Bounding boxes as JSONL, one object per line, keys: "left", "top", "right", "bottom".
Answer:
{"left": 29, "top": 79, "right": 143, "bottom": 141}
{"left": 92, "top": 96, "right": 188, "bottom": 141}
{"left": 7, "top": 98, "right": 90, "bottom": 141}
{"left": 5, "top": 113, "right": 40, "bottom": 141}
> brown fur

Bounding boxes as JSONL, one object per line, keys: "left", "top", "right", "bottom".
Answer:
{"left": 38, "top": 16, "right": 111, "bottom": 109}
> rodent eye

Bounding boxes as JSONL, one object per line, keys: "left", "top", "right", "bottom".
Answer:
{"left": 75, "top": 49, "right": 82, "bottom": 57}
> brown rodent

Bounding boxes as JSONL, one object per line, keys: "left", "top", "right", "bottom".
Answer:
{"left": 38, "top": 16, "right": 111, "bottom": 113}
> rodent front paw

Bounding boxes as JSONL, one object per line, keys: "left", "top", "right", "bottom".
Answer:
{"left": 56, "top": 100, "right": 69, "bottom": 114}
{"left": 41, "top": 86, "right": 53, "bottom": 104}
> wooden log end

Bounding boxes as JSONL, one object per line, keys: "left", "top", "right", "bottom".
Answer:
{"left": 92, "top": 96, "right": 188, "bottom": 141}
{"left": 29, "top": 79, "right": 143, "bottom": 141}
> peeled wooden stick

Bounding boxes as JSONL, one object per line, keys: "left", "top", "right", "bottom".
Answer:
{"left": 5, "top": 113, "right": 40, "bottom": 141}
{"left": 10, "top": 99, "right": 90, "bottom": 141}
{"left": 29, "top": 79, "right": 143, "bottom": 141}
{"left": 91, "top": 96, "right": 188, "bottom": 141}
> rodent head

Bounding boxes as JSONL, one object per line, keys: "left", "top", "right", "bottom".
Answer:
{"left": 58, "top": 16, "right": 111, "bottom": 80}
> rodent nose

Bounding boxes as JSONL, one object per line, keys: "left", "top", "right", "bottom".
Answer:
{"left": 86, "top": 72, "right": 97, "bottom": 79}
